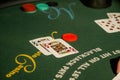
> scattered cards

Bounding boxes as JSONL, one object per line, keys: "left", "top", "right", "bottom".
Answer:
{"left": 29, "top": 36, "right": 79, "bottom": 58}
{"left": 95, "top": 12, "right": 120, "bottom": 33}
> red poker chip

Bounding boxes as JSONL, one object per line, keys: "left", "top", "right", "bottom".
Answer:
{"left": 62, "top": 33, "right": 78, "bottom": 42}
{"left": 22, "top": 3, "right": 36, "bottom": 12}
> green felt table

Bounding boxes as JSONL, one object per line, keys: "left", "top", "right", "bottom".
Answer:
{"left": 0, "top": 0, "right": 120, "bottom": 80}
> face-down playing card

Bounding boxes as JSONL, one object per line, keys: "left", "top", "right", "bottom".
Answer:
{"left": 29, "top": 36, "right": 54, "bottom": 56}
{"left": 95, "top": 19, "right": 120, "bottom": 33}
{"left": 44, "top": 39, "right": 79, "bottom": 58}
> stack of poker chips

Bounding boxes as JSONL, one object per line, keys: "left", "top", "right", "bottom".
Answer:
{"left": 21, "top": 2, "right": 58, "bottom": 13}
{"left": 22, "top": 3, "right": 37, "bottom": 13}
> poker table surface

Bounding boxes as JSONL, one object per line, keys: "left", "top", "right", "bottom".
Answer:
{"left": 0, "top": 0, "right": 120, "bottom": 80}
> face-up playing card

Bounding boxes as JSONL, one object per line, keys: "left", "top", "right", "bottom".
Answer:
{"left": 107, "top": 13, "right": 120, "bottom": 31}
{"left": 44, "top": 39, "right": 79, "bottom": 58}
{"left": 95, "top": 19, "right": 120, "bottom": 33}
{"left": 107, "top": 13, "right": 120, "bottom": 19}
{"left": 29, "top": 36, "right": 54, "bottom": 56}
{"left": 112, "top": 73, "right": 120, "bottom": 80}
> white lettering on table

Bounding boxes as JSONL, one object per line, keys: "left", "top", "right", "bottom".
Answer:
{"left": 53, "top": 47, "right": 102, "bottom": 80}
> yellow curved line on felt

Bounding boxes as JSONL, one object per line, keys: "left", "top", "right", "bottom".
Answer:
{"left": 5, "top": 51, "right": 41, "bottom": 78}
{"left": 51, "top": 31, "right": 58, "bottom": 39}
{"left": 15, "top": 54, "right": 36, "bottom": 73}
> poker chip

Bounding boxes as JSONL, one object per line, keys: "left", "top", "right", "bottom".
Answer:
{"left": 22, "top": 3, "right": 36, "bottom": 13}
{"left": 36, "top": 3, "right": 49, "bottom": 11}
{"left": 46, "top": 2, "right": 58, "bottom": 7}
{"left": 62, "top": 33, "right": 78, "bottom": 42}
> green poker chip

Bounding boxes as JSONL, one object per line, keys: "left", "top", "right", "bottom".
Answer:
{"left": 36, "top": 3, "right": 49, "bottom": 11}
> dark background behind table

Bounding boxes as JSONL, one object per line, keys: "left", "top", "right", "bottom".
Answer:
{"left": 0, "top": 0, "right": 120, "bottom": 8}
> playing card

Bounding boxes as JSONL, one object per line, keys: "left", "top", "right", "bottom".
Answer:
{"left": 112, "top": 73, "right": 120, "bottom": 80}
{"left": 107, "top": 13, "right": 120, "bottom": 19}
{"left": 107, "top": 13, "right": 120, "bottom": 31}
{"left": 29, "top": 36, "right": 54, "bottom": 56}
{"left": 44, "top": 39, "right": 79, "bottom": 58}
{"left": 95, "top": 19, "right": 120, "bottom": 33}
